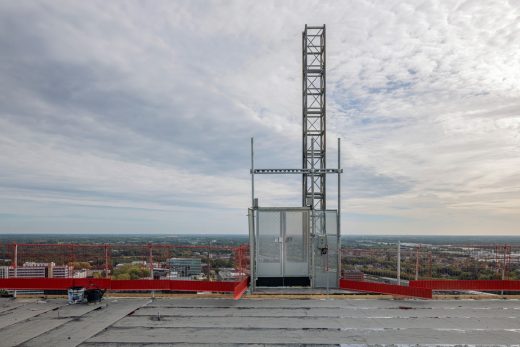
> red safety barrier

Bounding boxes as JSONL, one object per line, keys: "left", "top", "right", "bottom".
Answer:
{"left": 410, "top": 280, "right": 520, "bottom": 291}
{"left": 233, "top": 276, "right": 249, "bottom": 300}
{"left": 340, "top": 279, "right": 432, "bottom": 299}
{"left": 0, "top": 278, "right": 74, "bottom": 290}
{"left": 0, "top": 278, "right": 113, "bottom": 290}
{"left": 167, "top": 279, "right": 236, "bottom": 292}
{"left": 0, "top": 277, "right": 250, "bottom": 299}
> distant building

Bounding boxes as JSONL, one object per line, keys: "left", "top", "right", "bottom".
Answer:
{"left": 0, "top": 266, "right": 9, "bottom": 279}
{"left": 5, "top": 262, "right": 73, "bottom": 278}
{"left": 164, "top": 271, "right": 179, "bottom": 279}
{"left": 131, "top": 261, "right": 147, "bottom": 266}
{"left": 73, "top": 269, "right": 87, "bottom": 278}
{"left": 51, "top": 265, "right": 73, "bottom": 278}
{"left": 217, "top": 268, "right": 245, "bottom": 281}
{"left": 9, "top": 266, "right": 47, "bottom": 278}
{"left": 152, "top": 268, "right": 169, "bottom": 279}
{"left": 23, "top": 262, "right": 55, "bottom": 267}
{"left": 168, "top": 258, "right": 202, "bottom": 277}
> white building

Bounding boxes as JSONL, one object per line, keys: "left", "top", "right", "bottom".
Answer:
{"left": 73, "top": 269, "right": 87, "bottom": 278}
{"left": 0, "top": 266, "right": 9, "bottom": 279}
{"left": 5, "top": 262, "right": 73, "bottom": 278}
{"left": 51, "top": 265, "right": 73, "bottom": 278}
{"left": 9, "top": 266, "right": 47, "bottom": 278}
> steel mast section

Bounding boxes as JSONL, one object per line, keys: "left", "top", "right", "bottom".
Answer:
{"left": 302, "top": 24, "right": 327, "bottom": 210}
{"left": 251, "top": 25, "right": 340, "bottom": 209}
{"left": 249, "top": 24, "right": 342, "bottom": 290}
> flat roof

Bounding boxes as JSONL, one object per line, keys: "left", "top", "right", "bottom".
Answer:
{"left": 0, "top": 297, "right": 519, "bottom": 345}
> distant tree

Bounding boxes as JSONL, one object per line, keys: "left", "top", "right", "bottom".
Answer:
{"left": 460, "top": 272, "right": 473, "bottom": 280}
{"left": 112, "top": 264, "right": 150, "bottom": 280}
{"left": 68, "top": 261, "right": 92, "bottom": 270}
{"left": 114, "top": 273, "right": 131, "bottom": 280}
{"left": 211, "top": 258, "right": 233, "bottom": 269}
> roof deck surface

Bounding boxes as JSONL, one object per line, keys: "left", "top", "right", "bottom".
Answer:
{"left": 0, "top": 296, "right": 519, "bottom": 346}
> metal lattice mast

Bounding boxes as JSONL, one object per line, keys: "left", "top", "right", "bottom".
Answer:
{"left": 302, "top": 25, "right": 326, "bottom": 210}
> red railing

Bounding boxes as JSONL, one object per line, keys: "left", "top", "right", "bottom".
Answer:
{"left": 342, "top": 243, "right": 519, "bottom": 281}
{"left": 233, "top": 276, "right": 249, "bottom": 300}
{"left": 339, "top": 279, "right": 432, "bottom": 299}
{"left": 0, "top": 242, "right": 250, "bottom": 299}
{"left": 0, "top": 277, "right": 249, "bottom": 299}
{"left": 0, "top": 242, "right": 249, "bottom": 278}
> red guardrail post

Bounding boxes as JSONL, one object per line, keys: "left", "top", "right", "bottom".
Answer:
{"left": 233, "top": 276, "right": 249, "bottom": 300}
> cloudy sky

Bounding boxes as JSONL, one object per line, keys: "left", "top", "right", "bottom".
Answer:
{"left": 0, "top": 0, "right": 519, "bottom": 235}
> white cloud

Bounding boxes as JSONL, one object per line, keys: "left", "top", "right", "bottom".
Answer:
{"left": 0, "top": 0, "right": 519, "bottom": 234}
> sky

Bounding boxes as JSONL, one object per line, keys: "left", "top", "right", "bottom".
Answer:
{"left": 0, "top": 0, "right": 519, "bottom": 235}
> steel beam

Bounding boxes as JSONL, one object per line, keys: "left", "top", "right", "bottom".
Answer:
{"left": 252, "top": 168, "right": 341, "bottom": 174}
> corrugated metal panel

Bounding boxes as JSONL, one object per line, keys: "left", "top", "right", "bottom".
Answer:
{"left": 410, "top": 280, "right": 520, "bottom": 291}
{"left": 339, "top": 279, "right": 432, "bottom": 299}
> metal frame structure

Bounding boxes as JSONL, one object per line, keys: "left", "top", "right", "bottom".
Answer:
{"left": 249, "top": 24, "right": 341, "bottom": 212}
{"left": 303, "top": 25, "right": 327, "bottom": 210}
{"left": 0, "top": 243, "right": 250, "bottom": 299}
{"left": 2, "top": 243, "right": 248, "bottom": 276}
{"left": 249, "top": 25, "right": 342, "bottom": 290}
